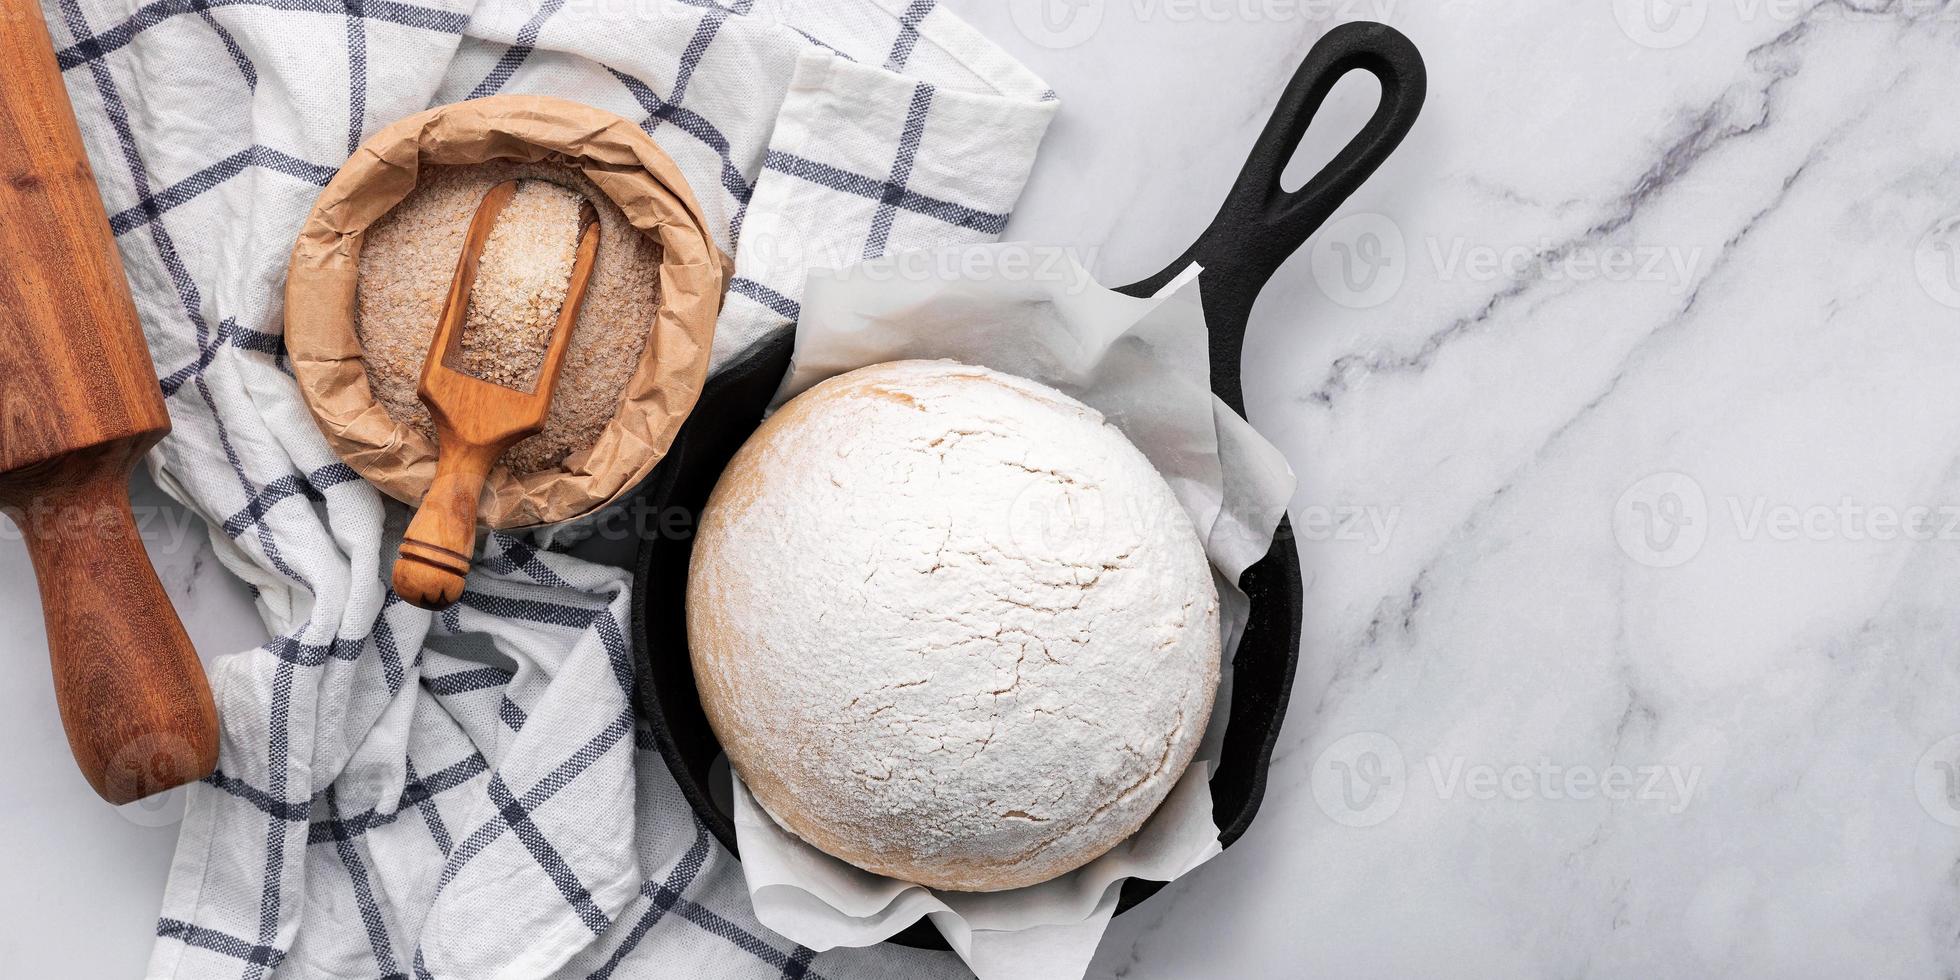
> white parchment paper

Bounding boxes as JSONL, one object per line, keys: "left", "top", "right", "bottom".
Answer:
{"left": 730, "top": 245, "right": 1297, "bottom": 979}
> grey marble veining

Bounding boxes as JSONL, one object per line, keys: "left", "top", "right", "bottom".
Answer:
{"left": 950, "top": 1, "right": 1960, "bottom": 977}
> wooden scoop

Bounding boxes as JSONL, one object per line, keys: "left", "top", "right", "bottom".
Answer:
{"left": 0, "top": 0, "right": 218, "bottom": 803}
{"left": 392, "top": 181, "right": 600, "bottom": 610}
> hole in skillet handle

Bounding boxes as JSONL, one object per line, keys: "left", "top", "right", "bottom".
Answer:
{"left": 1105, "top": 20, "right": 1426, "bottom": 920}
{"left": 629, "top": 21, "right": 1426, "bottom": 953}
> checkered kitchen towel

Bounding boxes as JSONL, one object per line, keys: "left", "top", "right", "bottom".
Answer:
{"left": 40, "top": 0, "right": 1055, "bottom": 975}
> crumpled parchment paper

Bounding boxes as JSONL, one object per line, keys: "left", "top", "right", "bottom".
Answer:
{"left": 726, "top": 244, "right": 1296, "bottom": 980}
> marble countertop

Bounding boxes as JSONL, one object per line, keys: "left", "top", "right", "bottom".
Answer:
{"left": 11, "top": 1, "right": 1960, "bottom": 976}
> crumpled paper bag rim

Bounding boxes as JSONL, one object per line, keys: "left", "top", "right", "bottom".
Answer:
{"left": 286, "top": 94, "right": 726, "bottom": 529}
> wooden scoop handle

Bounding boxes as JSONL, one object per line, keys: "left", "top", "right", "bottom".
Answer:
{"left": 0, "top": 442, "right": 220, "bottom": 805}
{"left": 393, "top": 438, "right": 506, "bottom": 609}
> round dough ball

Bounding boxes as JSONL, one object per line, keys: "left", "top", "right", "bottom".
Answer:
{"left": 688, "top": 360, "right": 1219, "bottom": 892}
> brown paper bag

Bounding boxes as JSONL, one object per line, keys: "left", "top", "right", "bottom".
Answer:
{"left": 287, "top": 94, "right": 724, "bottom": 529}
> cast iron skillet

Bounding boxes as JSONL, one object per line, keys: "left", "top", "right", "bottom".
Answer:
{"left": 631, "top": 21, "right": 1426, "bottom": 951}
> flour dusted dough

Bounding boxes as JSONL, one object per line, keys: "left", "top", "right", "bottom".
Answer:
{"left": 688, "top": 360, "right": 1220, "bottom": 892}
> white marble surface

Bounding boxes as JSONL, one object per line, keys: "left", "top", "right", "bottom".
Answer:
{"left": 0, "top": 470, "right": 267, "bottom": 976}
{"left": 958, "top": 1, "right": 1960, "bottom": 977}
{"left": 12, "top": 1, "right": 1960, "bottom": 976}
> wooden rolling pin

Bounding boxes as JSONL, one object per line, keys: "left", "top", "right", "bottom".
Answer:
{"left": 0, "top": 0, "right": 219, "bottom": 803}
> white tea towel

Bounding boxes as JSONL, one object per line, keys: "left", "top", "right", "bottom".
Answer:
{"left": 37, "top": 0, "right": 1056, "bottom": 975}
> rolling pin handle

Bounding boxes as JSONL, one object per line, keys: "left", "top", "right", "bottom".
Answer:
{"left": 0, "top": 443, "right": 220, "bottom": 805}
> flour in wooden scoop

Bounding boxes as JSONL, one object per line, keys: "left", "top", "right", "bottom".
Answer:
{"left": 453, "top": 179, "right": 583, "bottom": 392}
{"left": 357, "top": 161, "right": 664, "bottom": 475}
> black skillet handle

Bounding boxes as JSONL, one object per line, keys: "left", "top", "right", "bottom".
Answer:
{"left": 1118, "top": 21, "right": 1426, "bottom": 414}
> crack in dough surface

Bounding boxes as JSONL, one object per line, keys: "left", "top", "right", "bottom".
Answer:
{"left": 688, "top": 361, "right": 1220, "bottom": 892}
